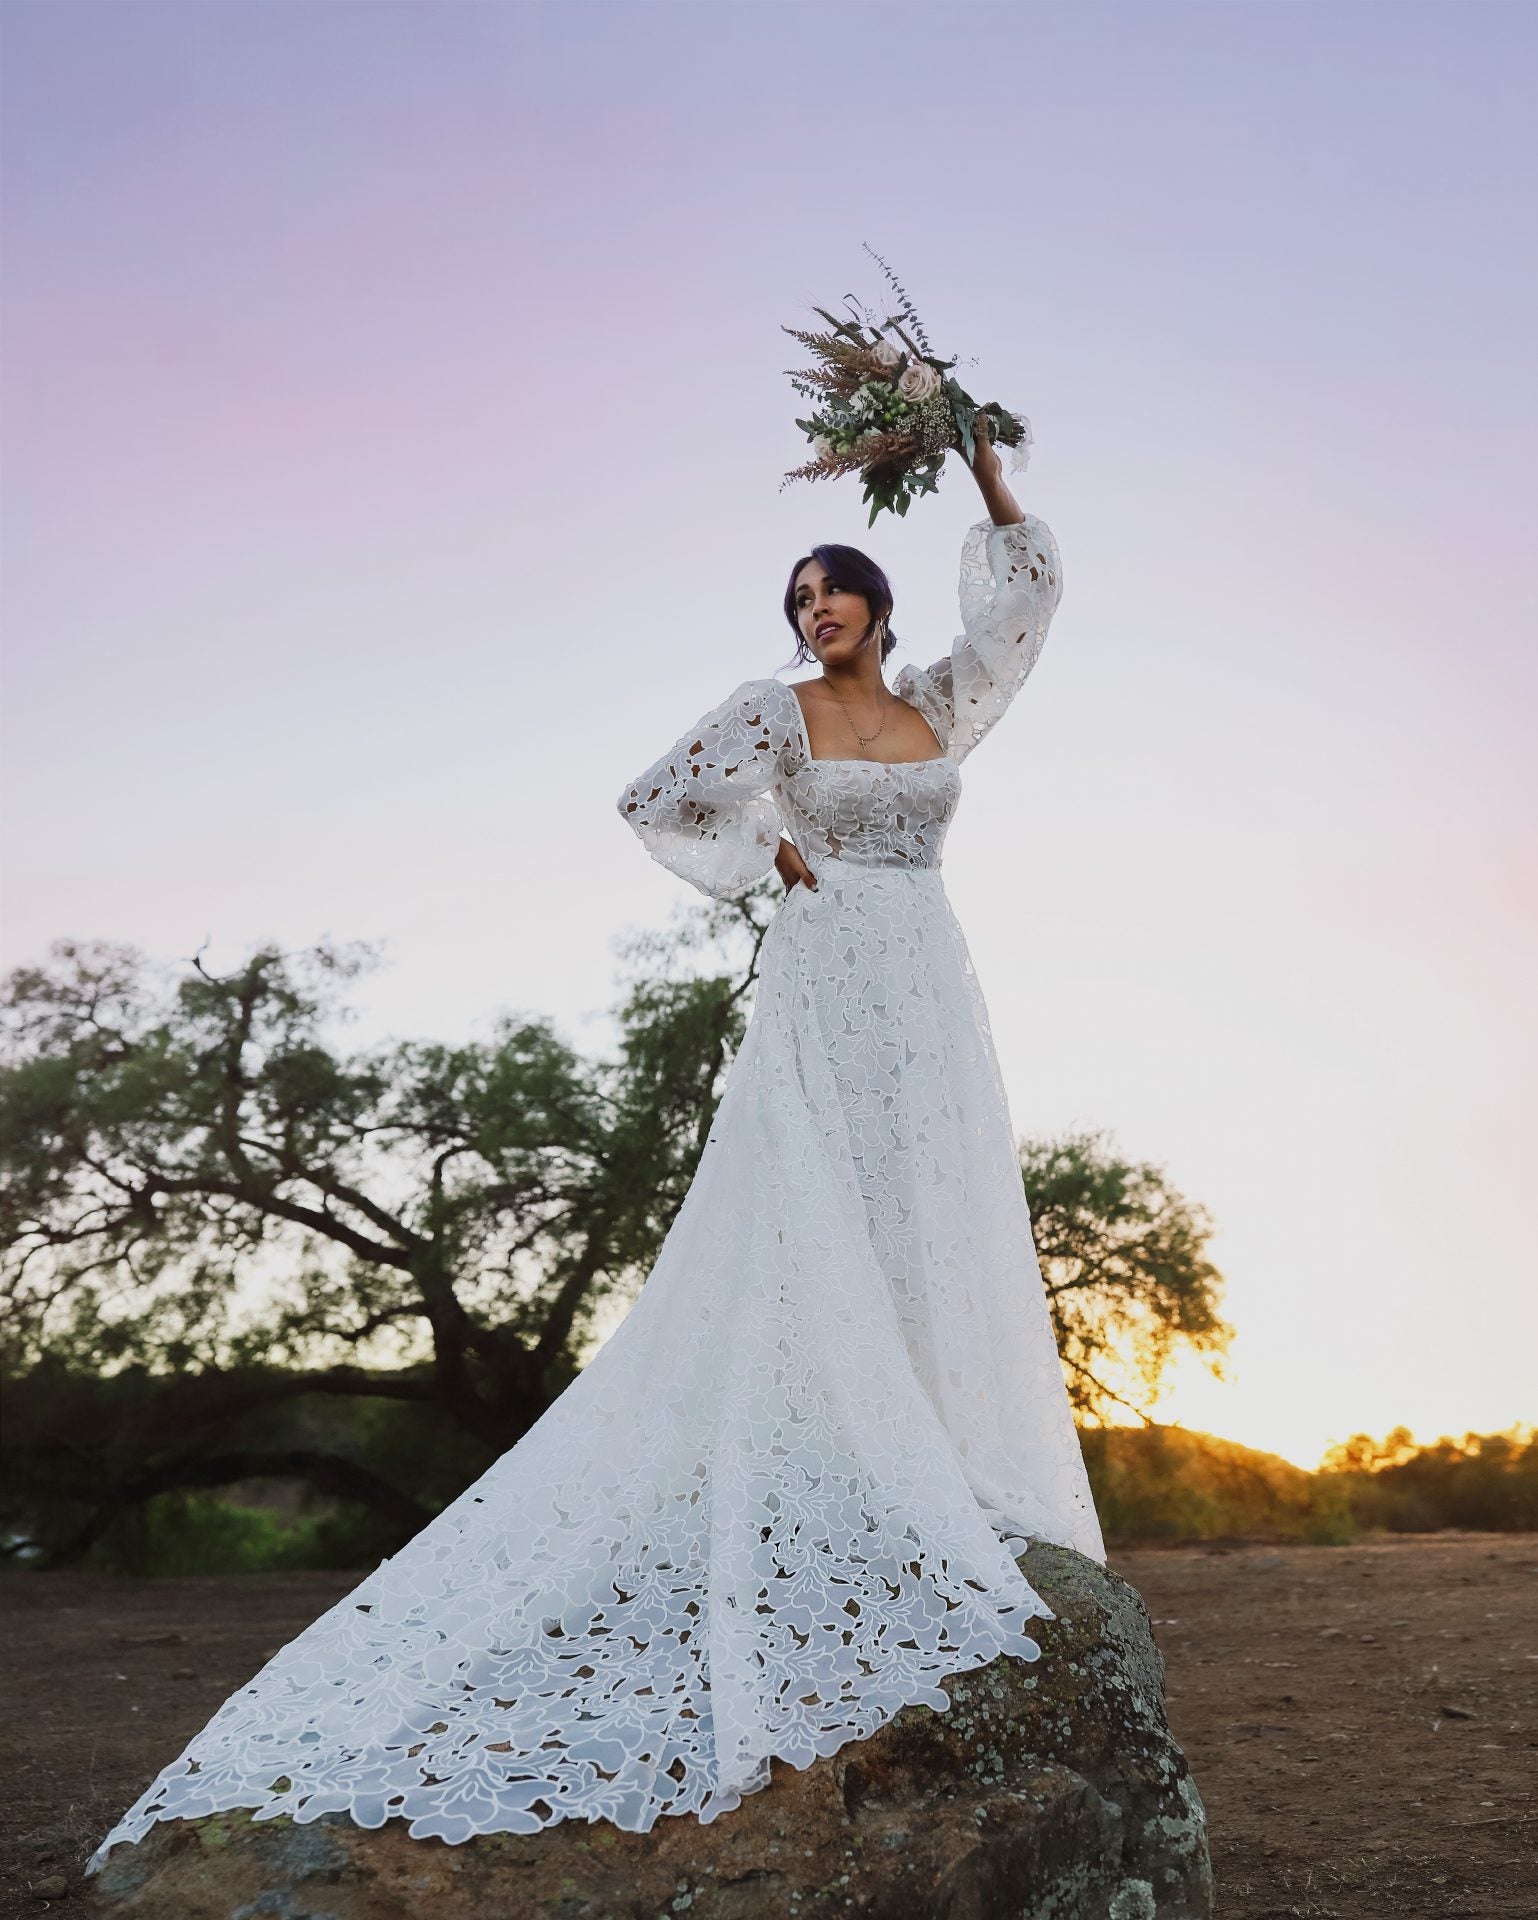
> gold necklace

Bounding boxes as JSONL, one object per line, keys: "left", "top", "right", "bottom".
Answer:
{"left": 825, "top": 677, "right": 890, "bottom": 748}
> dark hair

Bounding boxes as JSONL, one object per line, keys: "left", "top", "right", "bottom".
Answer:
{"left": 783, "top": 543, "right": 899, "bottom": 666}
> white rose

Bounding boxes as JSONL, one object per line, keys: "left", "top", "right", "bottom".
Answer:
{"left": 811, "top": 433, "right": 834, "bottom": 461}
{"left": 897, "top": 361, "right": 940, "bottom": 402}
{"left": 871, "top": 337, "right": 902, "bottom": 369}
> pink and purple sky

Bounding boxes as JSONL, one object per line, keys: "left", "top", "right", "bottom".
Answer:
{"left": 3, "top": 1, "right": 1534, "bottom": 1466}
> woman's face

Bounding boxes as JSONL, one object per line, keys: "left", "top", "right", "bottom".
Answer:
{"left": 793, "top": 560, "right": 875, "bottom": 666}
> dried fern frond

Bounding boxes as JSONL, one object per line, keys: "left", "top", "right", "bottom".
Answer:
{"left": 781, "top": 326, "right": 872, "bottom": 371}
{"left": 783, "top": 365, "right": 863, "bottom": 397}
{"left": 780, "top": 458, "right": 836, "bottom": 486}
{"left": 852, "top": 430, "right": 920, "bottom": 470}
{"left": 782, "top": 324, "right": 888, "bottom": 381}
{"left": 779, "top": 447, "right": 866, "bottom": 491}
{"left": 781, "top": 324, "right": 847, "bottom": 354}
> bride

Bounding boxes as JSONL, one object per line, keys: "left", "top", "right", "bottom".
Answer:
{"left": 88, "top": 416, "right": 1105, "bottom": 1870}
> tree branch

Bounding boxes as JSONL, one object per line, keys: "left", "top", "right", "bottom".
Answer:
{"left": 49, "top": 1445, "right": 438, "bottom": 1563}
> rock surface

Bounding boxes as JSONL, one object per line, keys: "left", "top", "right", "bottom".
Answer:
{"left": 91, "top": 1542, "right": 1212, "bottom": 1919}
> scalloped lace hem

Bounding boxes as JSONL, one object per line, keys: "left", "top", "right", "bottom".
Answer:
{"left": 87, "top": 1572, "right": 1052, "bottom": 1869}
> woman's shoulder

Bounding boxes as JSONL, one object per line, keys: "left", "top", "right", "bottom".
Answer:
{"left": 729, "top": 675, "right": 802, "bottom": 720}
{"left": 893, "top": 657, "right": 951, "bottom": 698}
{"left": 893, "top": 658, "right": 956, "bottom": 744}
{"left": 693, "top": 674, "right": 796, "bottom": 716}
{"left": 708, "top": 676, "right": 805, "bottom": 753}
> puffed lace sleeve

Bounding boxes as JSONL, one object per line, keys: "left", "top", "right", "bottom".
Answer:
{"left": 616, "top": 676, "right": 801, "bottom": 900}
{"left": 898, "top": 514, "right": 1064, "bottom": 764}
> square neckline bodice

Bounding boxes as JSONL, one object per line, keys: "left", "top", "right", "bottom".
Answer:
{"left": 786, "top": 670, "right": 949, "bottom": 770}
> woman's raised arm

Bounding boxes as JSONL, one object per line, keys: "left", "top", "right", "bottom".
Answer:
{"left": 900, "top": 413, "right": 1065, "bottom": 764}
{"left": 963, "top": 409, "right": 1025, "bottom": 527}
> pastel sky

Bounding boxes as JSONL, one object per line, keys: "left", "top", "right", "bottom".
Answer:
{"left": 3, "top": 1, "right": 1534, "bottom": 1468}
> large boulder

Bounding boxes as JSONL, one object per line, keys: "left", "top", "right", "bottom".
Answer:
{"left": 91, "top": 1543, "right": 1211, "bottom": 1919}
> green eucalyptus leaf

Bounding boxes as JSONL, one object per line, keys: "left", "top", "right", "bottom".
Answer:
{"left": 957, "top": 410, "right": 976, "bottom": 466}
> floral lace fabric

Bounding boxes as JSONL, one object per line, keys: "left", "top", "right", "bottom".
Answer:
{"left": 89, "top": 514, "right": 1104, "bottom": 1869}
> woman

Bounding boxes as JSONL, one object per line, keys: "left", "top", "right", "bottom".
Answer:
{"left": 88, "top": 420, "right": 1104, "bottom": 1870}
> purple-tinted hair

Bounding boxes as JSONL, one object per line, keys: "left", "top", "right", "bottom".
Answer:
{"left": 783, "top": 544, "right": 899, "bottom": 666}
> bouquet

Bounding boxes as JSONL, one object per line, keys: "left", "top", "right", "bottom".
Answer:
{"left": 781, "top": 245, "right": 1035, "bottom": 526}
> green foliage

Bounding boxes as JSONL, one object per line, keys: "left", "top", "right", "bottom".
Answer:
{"left": 1081, "top": 1425, "right": 1356, "bottom": 1545}
{"left": 1080, "top": 1425, "right": 1538, "bottom": 1548}
{"left": 77, "top": 1493, "right": 330, "bottom": 1578}
{"left": 1321, "top": 1425, "right": 1538, "bottom": 1532}
{"left": 0, "top": 1355, "right": 486, "bottom": 1567}
{"left": 1021, "top": 1126, "right": 1231, "bottom": 1424}
{"left": 21, "top": 1481, "right": 409, "bottom": 1579}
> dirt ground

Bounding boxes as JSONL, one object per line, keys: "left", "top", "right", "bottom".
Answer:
{"left": 2, "top": 1532, "right": 1534, "bottom": 1920}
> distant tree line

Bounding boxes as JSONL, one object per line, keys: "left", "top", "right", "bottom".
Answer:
{"left": 1082, "top": 1423, "right": 1538, "bottom": 1546}
{"left": 1321, "top": 1425, "right": 1538, "bottom": 1534}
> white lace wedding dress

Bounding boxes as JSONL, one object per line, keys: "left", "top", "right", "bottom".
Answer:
{"left": 88, "top": 513, "right": 1105, "bottom": 1871}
